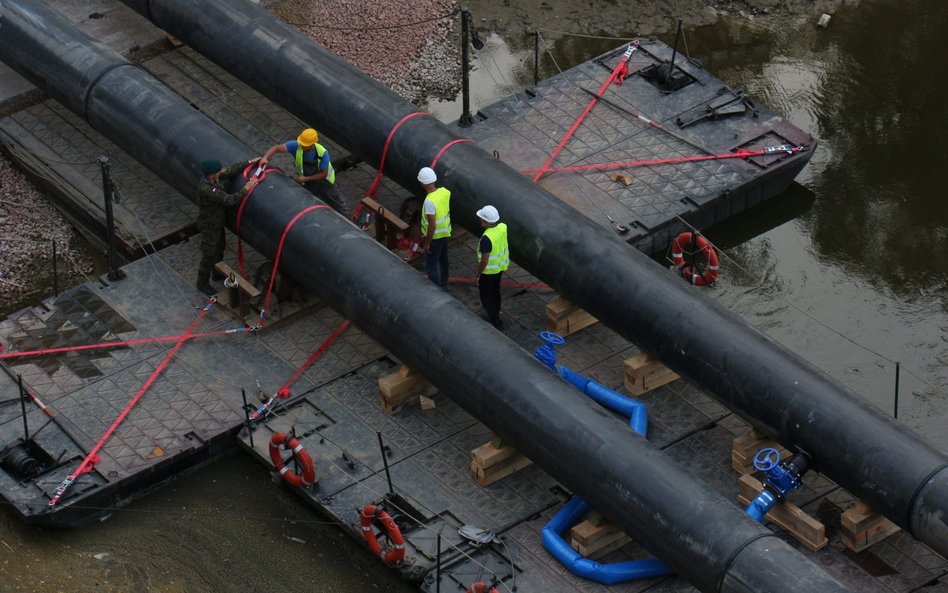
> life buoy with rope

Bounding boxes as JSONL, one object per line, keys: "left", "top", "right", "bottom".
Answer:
{"left": 359, "top": 504, "right": 405, "bottom": 566}
{"left": 268, "top": 432, "right": 316, "bottom": 488}
{"left": 670, "top": 231, "right": 719, "bottom": 286}
{"left": 466, "top": 583, "right": 500, "bottom": 593}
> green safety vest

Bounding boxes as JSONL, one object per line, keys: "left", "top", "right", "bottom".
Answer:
{"left": 420, "top": 187, "right": 452, "bottom": 239}
{"left": 295, "top": 142, "right": 335, "bottom": 184}
{"left": 481, "top": 223, "right": 509, "bottom": 274}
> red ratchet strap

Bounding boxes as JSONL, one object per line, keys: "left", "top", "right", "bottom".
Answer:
{"left": 520, "top": 145, "right": 808, "bottom": 175}
{"left": 49, "top": 297, "right": 217, "bottom": 507}
{"left": 531, "top": 41, "right": 640, "bottom": 182}
{"left": 251, "top": 320, "right": 351, "bottom": 420}
{"left": 236, "top": 163, "right": 281, "bottom": 277}
{"left": 447, "top": 276, "right": 550, "bottom": 290}
{"left": 254, "top": 205, "right": 330, "bottom": 329}
{"left": 351, "top": 111, "right": 431, "bottom": 222}
{"left": 0, "top": 328, "right": 249, "bottom": 361}
{"left": 430, "top": 138, "right": 473, "bottom": 169}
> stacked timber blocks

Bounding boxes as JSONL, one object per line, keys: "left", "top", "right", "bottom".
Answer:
{"left": 840, "top": 501, "right": 900, "bottom": 552}
{"left": 623, "top": 351, "right": 679, "bottom": 395}
{"left": 737, "top": 474, "right": 828, "bottom": 551}
{"left": 731, "top": 429, "right": 791, "bottom": 474}
{"left": 470, "top": 437, "right": 532, "bottom": 486}
{"left": 545, "top": 297, "right": 598, "bottom": 336}
{"left": 378, "top": 365, "right": 434, "bottom": 413}
{"left": 569, "top": 512, "right": 631, "bottom": 559}
{"left": 214, "top": 261, "right": 261, "bottom": 320}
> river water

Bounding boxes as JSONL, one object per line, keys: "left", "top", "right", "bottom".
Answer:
{"left": 434, "top": 1, "right": 946, "bottom": 450}
{"left": 2, "top": 2, "right": 945, "bottom": 592}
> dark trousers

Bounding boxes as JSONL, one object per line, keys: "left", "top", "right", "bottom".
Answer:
{"left": 425, "top": 237, "right": 449, "bottom": 287}
{"left": 478, "top": 272, "right": 502, "bottom": 327}
{"left": 305, "top": 180, "right": 346, "bottom": 215}
{"left": 196, "top": 226, "right": 225, "bottom": 288}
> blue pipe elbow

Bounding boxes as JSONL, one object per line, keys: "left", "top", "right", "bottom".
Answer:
{"left": 558, "top": 366, "right": 648, "bottom": 436}
{"left": 545, "top": 363, "right": 667, "bottom": 582}
{"left": 745, "top": 489, "right": 777, "bottom": 523}
{"left": 542, "top": 497, "right": 672, "bottom": 585}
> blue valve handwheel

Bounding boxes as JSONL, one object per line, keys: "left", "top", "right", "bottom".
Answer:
{"left": 539, "top": 331, "right": 565, "bottom": 346}
{"left": 753, "top": 447, "right": 781, "bottom": 472}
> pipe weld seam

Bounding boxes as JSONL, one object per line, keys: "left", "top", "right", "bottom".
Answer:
{"left": 82, "top": 62, "right": 145, "bottom": 122}
{"left": 905, "top": 462, "right": 948, "bottom": 537}
{"left": 716, "top": 532, "right": 781, "bottom": 593}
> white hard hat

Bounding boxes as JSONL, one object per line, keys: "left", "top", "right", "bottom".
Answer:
{"left": 417, "top": 167, "right": 437, "bottom": 184}
{"left": 476, "top": 205, "right": 499, "bottom": 223}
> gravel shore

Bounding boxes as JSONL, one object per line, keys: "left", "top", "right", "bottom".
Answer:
{"left": 0, "top": 157, "right": 96, "bottom": 314}
{"left": 268, "top": 0, "right": 462, "bottom": 105}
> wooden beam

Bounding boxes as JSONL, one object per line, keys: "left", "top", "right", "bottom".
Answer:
{"left": 623, "top": 350, "right": 678, "bottom": 395}
{"left": 840, "top": 501, "right": 900, "bottom": 552}
{"left": 545, "top": 296, "right": 598, "bottom": 336}
{"left": 378, "top": 365, "right": 432, "bottom": 413}
{"left": 737, "top": 474, "right": 827, "bottom": 551}
{"left": 470, "top": 441, "right": 532, "bottom": 486}
{"left": 569, "top": 520, "right": 632, "bottom": 559}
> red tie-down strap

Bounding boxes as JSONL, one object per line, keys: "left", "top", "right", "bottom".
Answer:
{"left": 235, "top": 163, "right": 282, "bottom": 278}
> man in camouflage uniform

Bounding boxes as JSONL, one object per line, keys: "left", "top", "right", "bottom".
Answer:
{"left": 195, "top": 159, "right": 258, "bottom": 296}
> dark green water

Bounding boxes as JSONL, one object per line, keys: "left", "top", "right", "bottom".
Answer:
{"left": 681, "top": 4, "right": 947, "bottom": 450}
{"left": 2, "top": 3, "right": 945, "bottom": 592}
{"left": 434, "top": 1, "right": 947, "bottom": 449}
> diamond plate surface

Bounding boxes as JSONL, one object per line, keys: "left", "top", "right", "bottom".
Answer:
{"left": 462, "top": 40, "right": 801, "bottom": 244}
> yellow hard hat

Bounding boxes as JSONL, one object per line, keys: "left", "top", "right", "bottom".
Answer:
{"left": 297, "top": 128, "right": 318, "bottom": 146}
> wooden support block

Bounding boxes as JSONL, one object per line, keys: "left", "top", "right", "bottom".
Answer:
{"left": 731, "top": 429, "right": 791, "bottom": 474}
{"left": 840, "top": 502, "right": 900, "bottom": 552}
{"left": 213, "top": 262, "right": 261, "bottom": 299}
{"left": 213, "top": 261, "right": 262, "bottom": 318}
{"left": 361, "top": 196, "right": 409, "bottom": 250}
{"left": 569, "top": 520, "right": 631, "bottom": 559}
{"left": 610, "top": 172, "right": 633, "bottom": 186}
{"left": 623, "top": 351, "right": 679, "bottom": 395}
{"left": 545, "top": 297, "right": 598, "bottom": 336}
{"left": 737, "top": 475, "right": 827, "bottom": 551}
{"left": 470, "top": 441, "right": 521, "bottom": 470}
{"left": 470, "top": 441, "right": 532, "bottom": 486}
{"left": 378, "top": 367, "right": 431, "bottom": 413}
{"left": 471, "top": 453, "right": 533, "bottom": 486}
{"left": 419, "top": 395, "right": 437, "bottom": 411}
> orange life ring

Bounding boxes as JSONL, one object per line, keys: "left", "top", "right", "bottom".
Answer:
{"left": 359, "top": 504, "right": 405, "bottom": 566}
{"left": 670, "top": 231, "right": 719, "bottom": 286}
{"left": 268, "top": 432, "right": 316, "bottom": 488}
{"left": 466, "top": 583, "right": 500, "bottom": 593}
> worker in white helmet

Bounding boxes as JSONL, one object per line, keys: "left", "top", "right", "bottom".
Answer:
{"left": 474, "top": 205, "right": 508, "bottom": 330}
{"left": 417, "top": 166, "right": 451, "bottom": 287}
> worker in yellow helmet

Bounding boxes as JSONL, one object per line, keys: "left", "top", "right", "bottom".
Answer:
{"left": 417, "top": 166, "right": 451, "bottom": 287}
{"left": 257, "top": 128, "right": 345, "bottom": 213}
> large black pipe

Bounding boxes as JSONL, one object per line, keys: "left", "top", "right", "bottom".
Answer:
{"left": 0, "top": 2, "right": 854, "bottom": 593}
{"left": 117, "top": 0, "right": 948, "bottom": 553}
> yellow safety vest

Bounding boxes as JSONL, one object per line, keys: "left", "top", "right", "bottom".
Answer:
{"left": 481, "top": 223, "right": 509, "bottom": 274}
{"left": 295, "top": 142, "right": 335, "bottom": 184}
{"left": 421, "top": 187, "right": 452, "bottom": 240}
